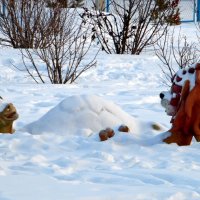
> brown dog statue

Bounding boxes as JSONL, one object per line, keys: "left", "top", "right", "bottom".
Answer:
{"left": 160, "top": 63, "right": 200, "bottom": 145}
{"left": 0, "top": 103, "right": 18, "bottom": 134}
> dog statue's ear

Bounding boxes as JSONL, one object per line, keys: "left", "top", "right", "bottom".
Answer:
{"left": 175, "top": 80, "right": 190, "bottom": 113}
{"left": 180, "top": 80, "right": 190, "bottom": 102}
{"left": 195, "top": 63, "right": 200, "bottom": 70}
{"left": 195, "top": 63, "right": 200, "bottom": 84}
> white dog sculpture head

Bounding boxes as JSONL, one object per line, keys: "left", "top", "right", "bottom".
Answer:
{"left": 160, "top": 65, "right": 197, "bottom": 117}
{"left": 160, "top": 91, "right": 176, "bottom": 116}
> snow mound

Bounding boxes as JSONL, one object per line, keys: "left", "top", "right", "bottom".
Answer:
{"left": 24, "top": 95, "right": 142, "bottom": 136}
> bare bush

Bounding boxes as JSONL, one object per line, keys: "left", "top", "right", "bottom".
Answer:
{"left": 154, "top": 28, "right": 200, "bottom": 85}
{"left": 83, "top": 0, "right": 180, "bottom": 55}
{"left": 0, "top": 0, "right": 57, "bottom": 48}
{"left": 18, "top": 8, "right": 99, "bottom": 84}
{"left": 46, "top": 0, "right": 85, "bottom": 8}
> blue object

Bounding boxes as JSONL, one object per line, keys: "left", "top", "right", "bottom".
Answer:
{"left": 2, "top": 2, "right": 5, "bottom": 16}
{"left": 197, "top": 0, "right": 200, "bottom": 21}
{"left": 106, "top": 0, "right": 109, "bottom": 12}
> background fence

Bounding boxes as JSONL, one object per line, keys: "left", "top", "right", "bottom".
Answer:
{"left": 84, "top": 0, "right": 198, "bottom": 22}
{"left": 0, "top": 0, "right": 197, "bottom": 22}
{"left": 179, "top": 0, "right": 196, "bottom": 22}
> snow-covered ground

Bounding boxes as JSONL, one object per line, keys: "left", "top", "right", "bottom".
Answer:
{"left": 0, "top": 23, "right": 199, "bottom": 200}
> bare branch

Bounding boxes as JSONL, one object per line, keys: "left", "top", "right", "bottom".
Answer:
{"left": 19, "top": 7, "right": 99, "bottom": 84}
{"left": 154, "top": 27, "right": 200, "bottom": 85}
{"left": 84, "top": 0, "right": 180, "bottom": 55}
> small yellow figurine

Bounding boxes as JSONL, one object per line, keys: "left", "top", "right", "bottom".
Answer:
{"left": 0, "top": 102, "right": 18, "bottom": 134}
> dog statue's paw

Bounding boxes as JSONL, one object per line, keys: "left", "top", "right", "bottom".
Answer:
{"left": 118, "top": 125, "right": 129, "bottom": 133}
{"left": 99, "top": 128, "right": 115, "bottom": 141}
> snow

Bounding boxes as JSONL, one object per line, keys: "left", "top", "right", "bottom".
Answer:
{"left": 23, "top": 94, "right": 143, "bottom": 136}
{"left": 0, "top": 23, "right": 199, "bottom": 200}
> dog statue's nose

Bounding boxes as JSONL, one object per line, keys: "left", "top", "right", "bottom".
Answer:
{"left": 160, "top": 93, "right": 165, "bottom": 99}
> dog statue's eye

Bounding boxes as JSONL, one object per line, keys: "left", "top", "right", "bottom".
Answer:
{"left": 188, "top": 68, "right": 195, "bottom": 74}
{"left": 182, "top": 70, "right": 187, "bottom": 75}
{"left": 6, "top": 105, "right": 11, "bottom": 112}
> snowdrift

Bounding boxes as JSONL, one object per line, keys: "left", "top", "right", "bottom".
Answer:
{"left": 23, "top": 95, "right": 143, "bottom": 136}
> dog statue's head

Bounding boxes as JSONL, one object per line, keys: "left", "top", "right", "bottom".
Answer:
{"left": 161, "top": 63, "right": 200, "bottom": 145}
{"left": 160, "top": 91, "right": 176, "bottom": 116}
{"left": 160, "top": 65, "right": 197, "bottom": 117}
{"left": 0, "top": 98, "right": 18, "bottom": 133}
